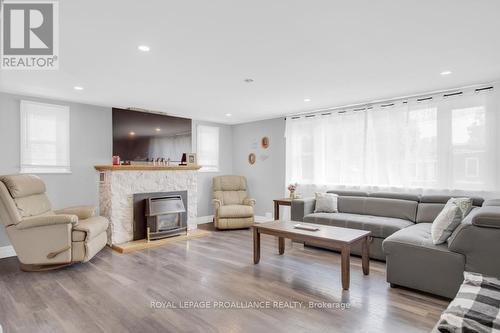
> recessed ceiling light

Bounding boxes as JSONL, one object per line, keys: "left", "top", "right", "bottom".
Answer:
{"left": 304, "top": 98, "right": 311, "bottom": 102}
{"left": 155, "top": 128, "right": 161, "bottom": 132}
{"left": 225, "top": 113, "right": 232, "bottom": 117}
{"left": 129, "top": 131, "right": 136, "bottom": 136}
{"left": 244, "top": 78, "right": 254, "bottom": 83}
{"left": 73, "top": 86, "right": 84, "bottom": 91}
{"left": 440, "top": 70, "right": 452, "bottom": 76}
{"left": 138, "top": 45, "right": 150, "bottom": 52}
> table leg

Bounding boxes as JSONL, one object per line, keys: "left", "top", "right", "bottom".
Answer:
{"left": 274, "top": 201, "right": 280, "bottom": 220}
{"left": 362, "top": 236, "right": 370, "bottom": 276}
{"left": 253, "top": 228, "right": 260, "bottom": 264}
{"left": 341, "top": 246, "right": 350, "bottom": 290}
{"left": 278, "top": 237, "right": 285, "bottom": 255}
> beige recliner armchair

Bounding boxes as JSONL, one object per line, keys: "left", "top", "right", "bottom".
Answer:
{"left": 0, "top": 174, "right": 109, "bottom": 271}
{"left": 213, "top": 175, "right": 255, "bottom": 229}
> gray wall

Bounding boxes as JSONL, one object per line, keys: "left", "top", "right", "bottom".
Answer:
{"left": 192, "top": 120, "right": 233, "bottom": 217}
{"left": 232, "top": 118, "right": 286, "bottom": 216}
{"left": 0, "top": 90, "right": 283, "bottom": 248}
{"left": 0, "top": 92, "right": 112, "bottom": 247}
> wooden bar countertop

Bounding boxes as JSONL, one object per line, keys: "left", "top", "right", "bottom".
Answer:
{"left": 94, "top": 165, "right": 201, "bottom": 171}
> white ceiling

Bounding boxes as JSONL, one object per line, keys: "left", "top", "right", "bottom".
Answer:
{"left": 1, "top": 0, "right": 500, "bottom": 124}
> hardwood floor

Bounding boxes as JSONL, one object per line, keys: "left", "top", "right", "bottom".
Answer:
{"left": 0, "top": 225, "right": 448, "bottom": 333}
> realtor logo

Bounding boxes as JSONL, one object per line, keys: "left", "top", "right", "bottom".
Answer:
{"left": 1, "top": 0, "right": 59, "bottom": 69}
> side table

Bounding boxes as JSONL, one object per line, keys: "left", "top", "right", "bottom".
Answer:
{"left": 273, "top": 198, "right": 292, "bottom": 220}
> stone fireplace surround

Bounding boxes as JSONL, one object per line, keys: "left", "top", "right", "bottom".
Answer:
{"left": 95, "top": 165, "right": 199, "bottom": 245}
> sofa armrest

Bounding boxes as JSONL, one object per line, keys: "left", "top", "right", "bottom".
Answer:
{"left": 483, "top": 199, "right": 500, "bottom": 207}
{"left": 55, "top": 205, "right": 96, "bottom": 220}
{"left": 471, "top": 206, "right": 500, "bottom": 228}
{"left": 448, "top": 207, "right": 500, "bottom": 277}
{"left": 291, "top": 198, "right": 316, "bottom": 222}
{"left": 243, "top": 198, "right": 256, "bottom": 207}
{"left": 16, "top": 214, "right": 78, "bottom": 230}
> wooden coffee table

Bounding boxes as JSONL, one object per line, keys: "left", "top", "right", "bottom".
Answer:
{"left": 252, "top": 220, "right": 371, "bottom": 290}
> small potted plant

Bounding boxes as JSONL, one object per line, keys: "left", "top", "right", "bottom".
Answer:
{"left": 288, "top": 183, "right": 298, "bottom": 199}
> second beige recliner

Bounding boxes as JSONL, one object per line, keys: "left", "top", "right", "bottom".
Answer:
{"left": 213, "top": 175, "right": 255, "bottom": 229}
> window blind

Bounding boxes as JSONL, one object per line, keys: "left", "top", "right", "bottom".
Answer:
{"left": 197, "top": 125, "right": 219, "bottom": 172}
{"left": 20, "top": 100, "right": 71, "bottom": 174}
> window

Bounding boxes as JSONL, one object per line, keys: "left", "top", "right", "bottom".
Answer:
{"left": 20, "top": 100, "right": 70, "bottom": 174}
{"left": 196, "top": 125, "right": 219, "bottom": 172}
{"left": 286, "top": 88, "right": 499, "bottom": 195}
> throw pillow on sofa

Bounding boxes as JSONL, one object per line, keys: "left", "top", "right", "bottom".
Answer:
{"left": 431, "top": 202, "right": 463, "bottom": 245}
{"left": 447, "top": 197, "right": 473, "bottom": 217}
{"left": 314, "top": 192, "right": 338, "bottom": 213}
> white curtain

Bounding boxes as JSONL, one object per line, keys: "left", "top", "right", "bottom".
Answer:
{"left": 286, "top": 87, "right": 500, "bottom": 198}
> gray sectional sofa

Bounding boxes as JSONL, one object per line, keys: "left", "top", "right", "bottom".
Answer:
{"left": 291, "top": 190, "right": 500, "bottom": 298}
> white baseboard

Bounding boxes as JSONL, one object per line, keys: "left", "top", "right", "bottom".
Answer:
{"left": 195, "top": 215, "right": 214, "bottom": 224}
{"left": 0, "top": 245, "right": 16, "bottom": 259}
{"left": 195, "top": 215, "right": 273, "bottom": 225}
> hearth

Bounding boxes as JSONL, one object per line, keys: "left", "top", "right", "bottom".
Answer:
{"left": 146, "top": 195, "right": 187, "bottom": 240}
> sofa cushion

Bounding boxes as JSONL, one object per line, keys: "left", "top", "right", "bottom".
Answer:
{"left": 218, "top": 205, "right": 253, "bottom": 218}
{"left": 369, "top": 192, "right": 421, "bottom": 202}
{"left": 416, "top": 202, "right": 445, "bottom": 223}
{"left": 383, "top": 223, "right": 456, "bottom": 254}
{"left": 327, "top": 190, "right": 369, "bottom": 197}
{"left": 303, "top": 212, "right": 414, "bottom": 238}
{"left": 420, "top": 195, "right": 483, "bottom": 207}
{"left": 72, "top": 216, "right": 109, "bottom": 241}
{"left": 337, "top": 196, "right": 418, "bottom": 222}
{"left": 417, "top": 198, "right": 478, "bottom": 223}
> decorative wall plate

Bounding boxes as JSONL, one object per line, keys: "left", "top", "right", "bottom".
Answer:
{"left": 248, "top": 153, "right": 256, "bottom": 165}
{"left": 261, "top": 136, "right": 270, "bottom": 149}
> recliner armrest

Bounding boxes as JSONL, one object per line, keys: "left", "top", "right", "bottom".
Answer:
{"left": 243, "top": 198, "right": 256, "bottom": 207}
{"left": 472, "top": 206, "right": 500, "bottom": 228}
{"left": 55, "top": 205, "right": 96, "bottom": 220}
{"left": 16, "top": 214, "right": 78, "bottom": 230}
{"left": 212, "top": 199, "right": 222, "bottom": 210}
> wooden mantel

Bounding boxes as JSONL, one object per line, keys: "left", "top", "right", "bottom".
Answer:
{"left": 94, "top": 165, "right": 201, "bottom": 171}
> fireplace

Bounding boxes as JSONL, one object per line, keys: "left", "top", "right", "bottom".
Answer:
{"left": 146, "top": 195, "right": 187, "bottom": 240}
{"left": 132, "top": 191, "right": 188, "bottom": 241}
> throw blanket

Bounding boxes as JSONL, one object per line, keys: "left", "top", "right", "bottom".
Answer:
{"left": 436, "top": 272, "right": 500, "bottom": 333}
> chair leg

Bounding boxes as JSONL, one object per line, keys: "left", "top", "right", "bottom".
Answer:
{"left": 19, "top": 262, "right": 73, "bottom": 272}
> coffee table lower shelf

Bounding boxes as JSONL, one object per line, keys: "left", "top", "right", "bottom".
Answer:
{"left": 252, "top": 221, "right": 371, "bottom": 290}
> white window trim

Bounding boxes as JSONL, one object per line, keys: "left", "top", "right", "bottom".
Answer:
{"left": 196, "top": 125, "right": 220, "bottom": 173}
{"left": 20, "top": 100, "right": 71, "bottom": 174}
